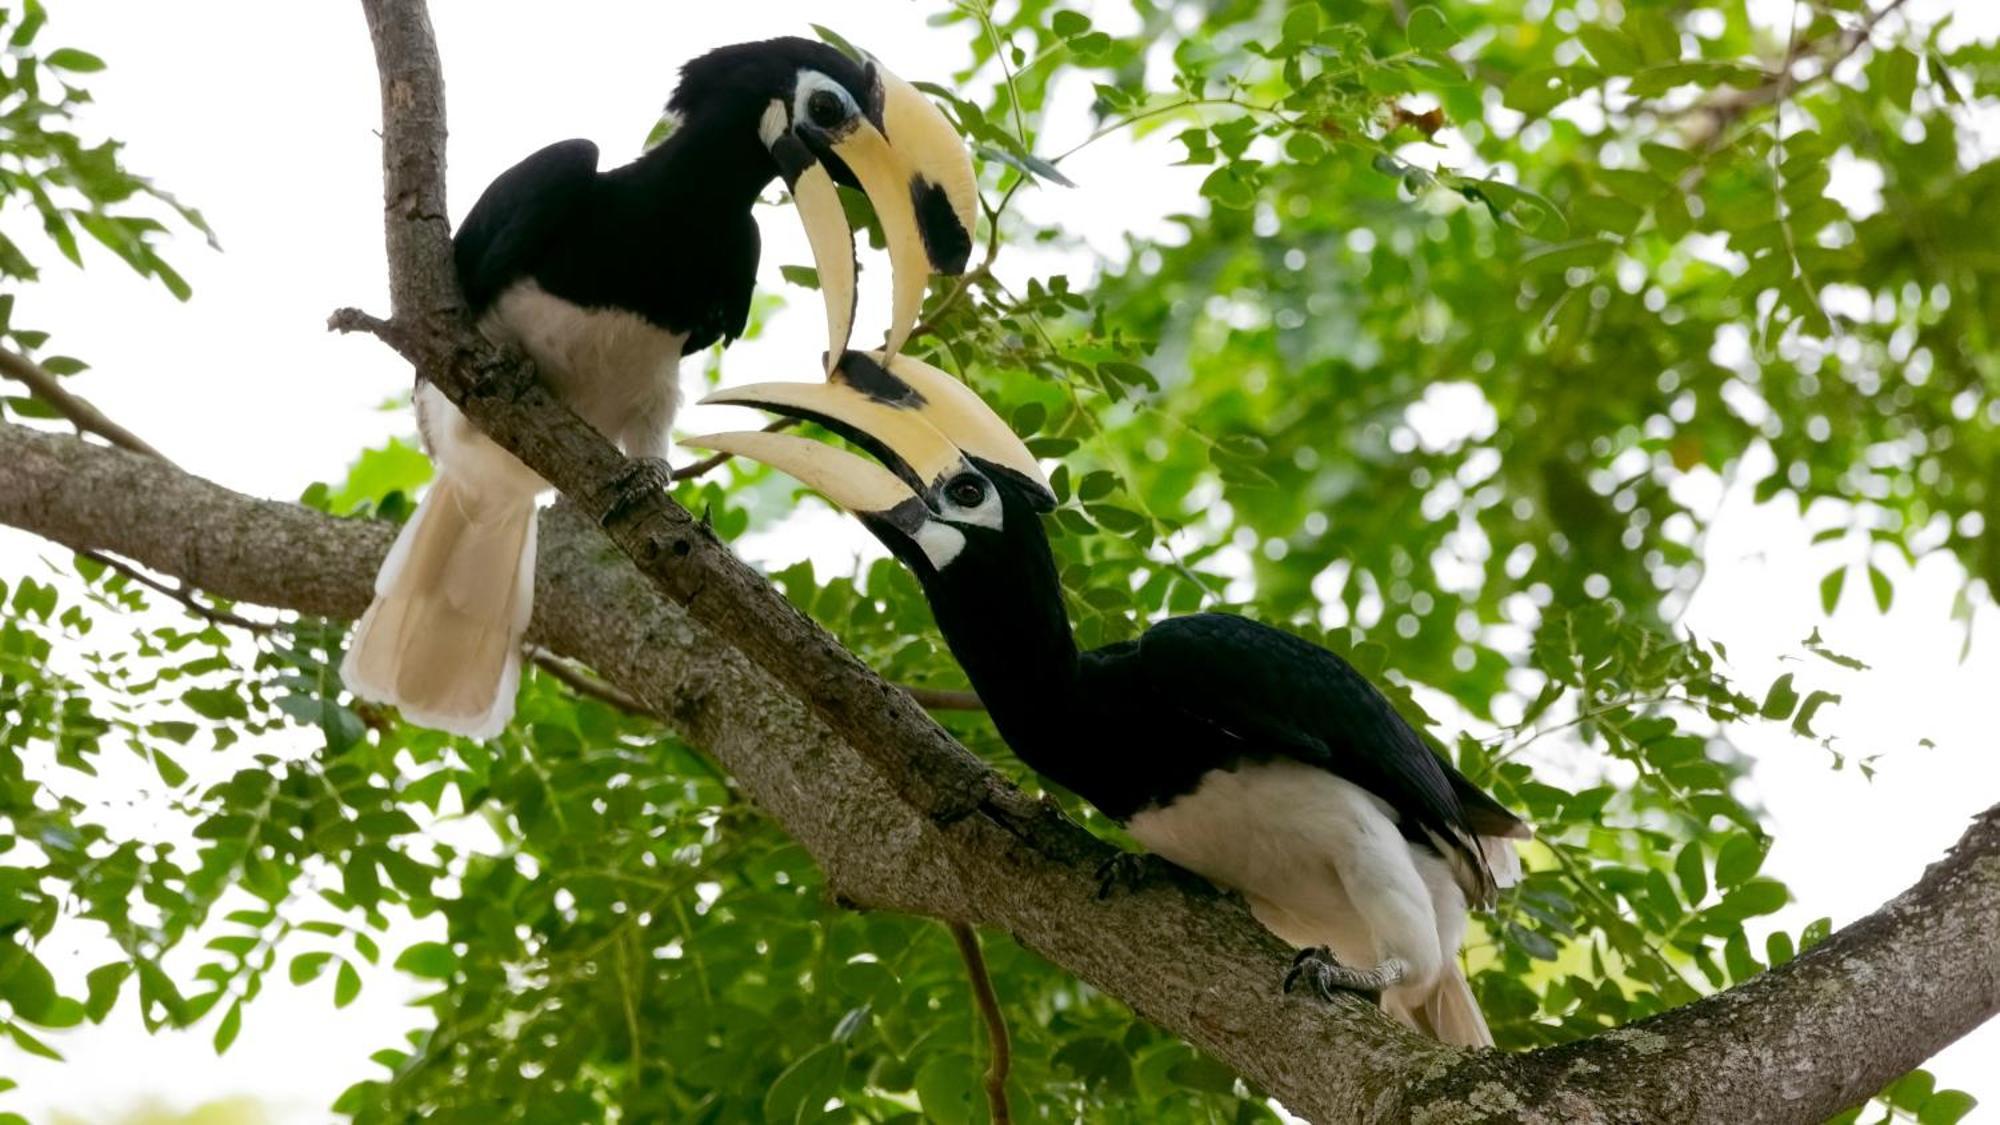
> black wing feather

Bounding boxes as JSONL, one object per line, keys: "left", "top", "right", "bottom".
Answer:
{"left": 1103, "top": 613, "right": 1522, "bottom": 874}
{"left": 452, "top": 139, "right": 600, "bottom": 315}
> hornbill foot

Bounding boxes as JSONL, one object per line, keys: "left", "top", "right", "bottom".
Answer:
{"left": 1094, "top": 852, "right": 1154, "bottom": 900}
{"left": 601, "top": 457, "right": 674, "bottom": 526}
{"left": 1282, "top": 947, "right": 1407, "bottom": 1003}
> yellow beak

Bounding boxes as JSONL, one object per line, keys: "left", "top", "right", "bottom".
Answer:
{"left": 699, "top": 350, "right": 1053, "bottom": 509}
{"left": 679, "top": 428, "right": 920, "bottom": 521}
{"left": 783, "top": 62, "right": 977, "bottom": 368}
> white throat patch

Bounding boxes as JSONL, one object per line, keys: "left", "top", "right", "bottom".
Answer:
{"left": 913, "top": 521, "right": 967, "bottom": 569}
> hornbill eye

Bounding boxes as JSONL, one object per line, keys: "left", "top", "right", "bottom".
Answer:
{"left": 807, "top": 89, "right": 847, "bottom": 129}
{"left": 946, "top": 475, "right": 986, "bottom": 508}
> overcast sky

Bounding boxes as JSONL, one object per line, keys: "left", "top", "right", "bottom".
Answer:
{"left": 2, "top": 1, "right": 1997, "bottom": 1120}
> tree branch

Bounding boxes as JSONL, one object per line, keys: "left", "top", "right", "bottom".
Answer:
{"left": 950, "top": 921, "right": 1014, "bottom": 1125}
{"left": 6, "top": 416, "right": 2000, "bottom": 1122}
{"left": 0, "top": 346, "right": 168, "bottom": 460}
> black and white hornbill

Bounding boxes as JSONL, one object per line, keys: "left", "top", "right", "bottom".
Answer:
{"left": 342, "top": 38, "right": 977, "bottom": 738}
{"left": 684, "top": 353, "right": 1531, "bottom": 1047}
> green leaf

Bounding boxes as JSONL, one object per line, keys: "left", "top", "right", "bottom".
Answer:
{"left": 1051, "top": 10, "right": 1091, "bottom": 39}
{"left": 778, "top": 264, "right": 819, "bottom": 290}
{"left": 1627, "top": 10, "right": 1679, "bottom": 65}
{"left": 1880, "top": 47, "right": 1918, "bottom": 111}
{"left": 1820, "top": 566, "right": 1847, "bottom": 613}
{"left": 1715, "top": 834, "right": 1770, "bottom": 888}
{"left": 334, "top": 961, "right": 361, "bottom": 1008}
{"left": 763, "top": 1042, "right": 845, "bottom": 1124}
{"left": 1199, "top": 165, "right": 1257, "bottom": 210}
{"left": 213, "top": 998, "right": 242, "bottom": 1053}
{"left": 1868, "top": 563, "right": 1893, "bottom": 613}
{"left": 85, "top": 962, "right": 129, "bottom": 1023}
{"left": 0, "top": 948, "right": 57, "bottom": 1021}
{"left": 1576, "top": 27, "right": 1641, "bottom": 75}
{"left": 1674, "top": 842, "right": 1706, "bottom": 906}
{"left": 1919, "top": 1090, "right": 1978, "bottom": 1124}
{"left": 290, "top": 951, "right": 333, "bottom": 985}
{"left": 1282, "top": 4, "right": 1320, "bottom": 46}
{"left": 1714, "top": 878, "right": 1788, "bottom": 920}
{"left": 1406, "top": 7, "right": 1459, "bottom": 54}
{"left": 807, "top": 23, "right": 864, "bottom": 63}
{"left": 393, "top": 941, "right": 457, "bottom": 980}
{"left": 1759, "top": 673, "right": 1798, "bottom": 720}
{"left": 1791, "top": 690, "right": 1841, "bottom": 738}
{"left": 5, "top": 1021, "right": 62, "bottom": 1060}
{"left": 44, "top": 47, "right": 107, "bottom": 72}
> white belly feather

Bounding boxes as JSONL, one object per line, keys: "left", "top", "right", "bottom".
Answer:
{"left": 419, "top": 280, "right": 687, "bottom": 500}
{"left": 1125, "top": 759, "right": 1472, "bottom": 994}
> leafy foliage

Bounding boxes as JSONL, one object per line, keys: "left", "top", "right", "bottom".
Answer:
{"left": 1, "top": 0, "right": 1995, "bottom": 1121}
{"left": 0, "top": 0, "right": 212, "bottom": 420}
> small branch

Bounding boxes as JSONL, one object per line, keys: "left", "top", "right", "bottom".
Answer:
{"left": 527, "top": 646, "right": 662, "bottom": 719}
{"left": 904, "top": 685, "right": 983, "bottom": 711}
{"left": 0, "top": 347, "right": 168, "bottom": 460}
{"left": 949, "top": 921, "right": 1013, "bottom": 1125}
{"left": 327, "top": 306, "right": 421, "bottom": 363}
{"left": 77, "top": 548, "right": 272, "bottom": 634}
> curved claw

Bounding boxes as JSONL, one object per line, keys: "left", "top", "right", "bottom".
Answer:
{"left": 1283, "top": 947, "right": 1407, "bottom": 1003}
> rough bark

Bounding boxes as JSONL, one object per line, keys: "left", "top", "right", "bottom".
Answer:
{"left": 0, "top": 0, "right": 1991, "bottom": 1119}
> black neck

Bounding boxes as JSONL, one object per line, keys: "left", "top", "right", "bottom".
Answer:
{"left": 609, "top": 109, "right": 776, "bottom": 224}
{"left": 904, "top": 508, "right": 1083, "bottom": 755}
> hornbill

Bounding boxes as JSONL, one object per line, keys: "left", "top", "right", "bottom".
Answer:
{"left": 684, "top": 352, "right": 1531, "bottom": 1047}
{"left": 341, "top": 38, "right": 977, "bottom": 738}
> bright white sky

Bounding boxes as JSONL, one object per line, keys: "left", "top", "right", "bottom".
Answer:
{"left": 2, "top": 1, "right": 1997, "bottom": 1120}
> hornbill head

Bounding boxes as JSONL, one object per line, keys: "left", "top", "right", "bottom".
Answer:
{"left": 673, "top": 39, "right": 978, "bottom": 370}
{"left": 684, "top": 350, "right": 1055, "bottom": 572}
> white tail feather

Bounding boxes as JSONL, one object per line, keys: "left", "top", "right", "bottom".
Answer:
{"left": 341, "top": 475, "right": 537, "bottom": 739}
{"left": 1481, "top": 833, "right": 1523, "bottom": 889}
{"left": 1388, "top": 960, "right": 1494, "bottom": 1049}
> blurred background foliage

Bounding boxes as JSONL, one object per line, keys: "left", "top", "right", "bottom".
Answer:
{"left": 1, "top": 0, "right": 1994, "bottom": 1121}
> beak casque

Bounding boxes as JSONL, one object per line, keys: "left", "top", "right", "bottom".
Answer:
{"left": 690, "top": 349, "right": 1054, "bottom": 514}
{"left": 780, "top": 62, "right": 977, "bottom": 368}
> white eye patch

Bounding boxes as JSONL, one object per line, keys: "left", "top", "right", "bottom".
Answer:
{"left": 940, "top": 487, "right": 1003, "bottom": 532}
{"left": 793, "top": 69, "right": 860, "bottom": 128}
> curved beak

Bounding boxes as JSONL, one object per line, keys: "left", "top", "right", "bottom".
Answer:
{"left": 677, "top": 429, "right": 933, "bottom": 536}
{"left": 787, "top": 62, "right": 977, "bottom": 366}
{"left": 853, "top": 350, "right": 1054, "bottom": 510}
{"left": 699, "top": 350, "right": 1052, "bottom": 510}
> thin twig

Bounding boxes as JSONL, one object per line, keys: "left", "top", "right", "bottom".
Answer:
{"left": 0, "top": 347, "right": 168, "bottom": 460}
{"left": 948, "top": 921, "right": 1012, "bottom": 1125}
{"left": 528, "top": 646, "right": 663, "bottom": 718}
{"left": 904, "top": 686, "right": 983, "bottom": 711}
{"left": 76, "top": 548, "right": 271, "bottom": 634}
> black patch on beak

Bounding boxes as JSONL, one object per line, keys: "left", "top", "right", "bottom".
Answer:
{"left": 835, "top": 351, "right": 927, "bottom": 408}
{"left": 861, "top": 63, "right": 887, "bottom": 132}
{"left": 911, "top": 179, "right": 972, "bottom": 274}
{"left": 770, "top": 134, "right": 816, "bottom": 189}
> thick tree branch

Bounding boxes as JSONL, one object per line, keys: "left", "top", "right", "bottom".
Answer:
{"left": 6, "top": 418, "right": 2000, "bottom": 1122}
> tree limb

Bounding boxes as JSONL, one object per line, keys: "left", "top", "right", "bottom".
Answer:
{"left": 7, "top": 411, "right": 2000, "bottom": 1123}
{"left": 0, "top": 346, "right": 168, "bottom": 460}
